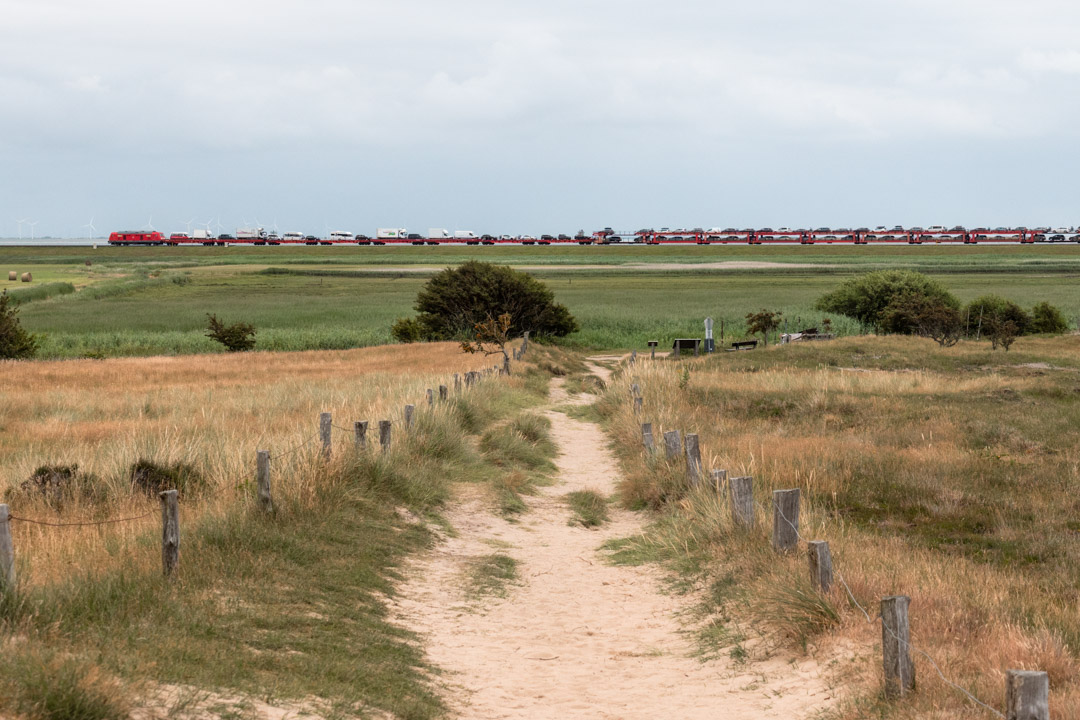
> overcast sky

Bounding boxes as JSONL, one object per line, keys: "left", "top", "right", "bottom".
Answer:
{"left": 2, "top": 0, "right": 1079, "bottom": 238}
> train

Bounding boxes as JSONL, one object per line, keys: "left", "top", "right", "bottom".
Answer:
{"left": 107, "top": 225, "right": 1080, "bottom": 246}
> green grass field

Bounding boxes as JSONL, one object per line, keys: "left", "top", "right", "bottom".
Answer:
{"left": 4, "top": 245, "right": 1080, "bottom": 357}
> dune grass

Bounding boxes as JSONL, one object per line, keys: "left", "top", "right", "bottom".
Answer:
{"left": 597, "top": 334, "right": 1080, "bottom": 718}
{"left": 565, "top": 490, "right": 609, "bottom": 528}
{"left": 0, "top": 341, "right": 548, "bottom": 719}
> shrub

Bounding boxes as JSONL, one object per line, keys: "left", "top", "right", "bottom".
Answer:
{"left": 128, "top": 459, "right": 204, "bottom": 497}
{"left": 1030, "top": 301, "right": 1069, "bottom": 334}
{"left": 390, "top": 317, "right": 425, "bottom": 343}
{"left": 0, "top": 290, "right": 38, "bottom": 359}
{"left": 879, "top": 294, "right": 964, "bottom": 347}
{"left": 397, "top": 261, "right": 578, "bottom": 341}
{"left": 205, "top": 313, "right": 256, "bottom": 352}
{"left": 15, "top": 465, "right": 102, "bottom": 509}
{"left": 966, "top": 295, "right": 1031, "bottom": 337}
{"left": 815, "top": 271, "right": 959, "bottom": 332}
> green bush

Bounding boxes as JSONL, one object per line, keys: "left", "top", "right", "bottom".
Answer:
{"left": 1030, "top": 301, "right": 1069, "bottom": 334}
{"left": 397, "top": 261, "right": 578, "bottom": 341}
{"left": 966, "top": 295, "right": 1031, "bottom": 336}
{"left": 815, "top": 271, "right": 959, "bottom": 333}
{"left": 390, "top": 316, "right": 425, "bottom": 343}
{"left": 205, "top": 313, "right": 256, "bottom": 351}
{"left": 0, "top": 290, "right": 38, "bottom": 359}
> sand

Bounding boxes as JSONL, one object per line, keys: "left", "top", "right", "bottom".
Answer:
{"left": 389, "top": 362, "right": 839, "bottom": 719}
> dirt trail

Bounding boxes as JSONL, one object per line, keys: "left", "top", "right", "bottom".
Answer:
{"left": 390, "top": 361, "right": 837, "bottom": 719}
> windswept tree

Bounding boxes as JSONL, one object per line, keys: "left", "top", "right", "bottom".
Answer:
{"left": 461, "top": 313, "right": 514, "bottom": 374}
{"left": 0, "top": 290, "right": 38, "bottom": 359}
{"left": 392, "top": 261, "right": 578, "bottom": 342}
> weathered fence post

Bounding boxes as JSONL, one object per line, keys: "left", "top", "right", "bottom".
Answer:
{"left": 454, "top": 373, "right": 461, "bottom": 392}
{"left": 1005, "top": 670, "right": 1049, "bottom": 720}
{"left": 684, "top": 433, "right": 703, "bottom": 486}
{"left": 631, "top": 383, "right": 640, "bottom": 397}
{"left": 808, "top": 540, "right": 832, "bottom": 592}
{"left": 159, "top": 490, "right": 179, "bottom": 578}
{"left": 503, "top": 354, "right": 511, "bottom": 375}
{"left": 772, "top": 488, "right": 800, "bottom": 553}
{"left": 465, "top": 372, "right": 474, "bottom": 388}
{"left": 633, "top": 396, "right": 643, "bottom": 415}
{"left": 256, "top": 450, "right": 273, "bottom": 512}
{"left": 710, "top": 469, "right": 727, "bottom": 494}
{"left": 663, "top": 430, "right": 682, "bottom": 460}
{"left": 354, "top": 420, "right": 368, "bottom": 450}
{"left": 0, "top": 504, "right": 15, "bottom": 590}
{"left": 379, "top": 420, "right": 392, "bottom": 452}
{"left": 881, "top": 595, "right": 915, "bottom": 698}
{"left": 319, "top": 412, "right": 332, "bottom": 459}
{"left": 729, "top": 476, "right": 755, "bottom": 528}
{"left": 642, "top": 423, "right": 655, "bottom": 452}
{"left": 439, "top": 385, "right": 448, "bottom": 401}
{"left": 631, "top": 350, "right": 637, "bottom": 363}
{"left": 426, "top": 388, "right": 434, "bottom": 406}
{"left": 404, "top": 404, "right": 415, "bottom": 429}
{"left": 522, "top": 330, "right": 529, "bottom": 352}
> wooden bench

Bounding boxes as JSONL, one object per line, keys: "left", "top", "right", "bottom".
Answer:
{"left": 672, "top": 338, "right": 702, "bottom": 357}
{"left": 730, "top": 340, "right": 758, "bottom": 351}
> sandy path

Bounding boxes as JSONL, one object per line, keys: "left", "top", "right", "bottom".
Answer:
{"left": 390, "top": 367, "right": 837, "bottom": 719}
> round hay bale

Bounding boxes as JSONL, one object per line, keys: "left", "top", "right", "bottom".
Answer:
{"left": 21, "top": 272, "right": 32, "bottom": 282}
{"left": 7, "top": 271, "right": 15, "bottom": 281}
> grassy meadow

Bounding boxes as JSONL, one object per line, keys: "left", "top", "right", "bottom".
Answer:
{"left": 4, "top": 244, "right": 1080, "bottom": 357}
{"left": 597, "top": 335, "right": 1080, "bottom": 718}
{"left": 0, "top": 341, "right": 565, "bottom": 719}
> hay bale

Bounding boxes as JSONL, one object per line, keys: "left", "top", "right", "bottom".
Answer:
{"left": 7, "top": 271, "right": 15, "bottom": 281}
{"left": 20, "top": 272, "right": 32, "bottom": 282}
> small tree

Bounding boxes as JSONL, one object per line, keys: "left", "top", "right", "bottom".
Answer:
{"left": 881, "top": 294, "right": 963, "bottom": 347}
{"left": 965, "top": 296, "right": 1030, "bottom": 337}
{"left": 985, "top": 316, "right": 1019, "bottom": 351}
{"left": 461, "top": 313, "right": 513, "bottom": 374}
{"left": 745, "top": 309, "right": 782, "bottom": 346}
{"left": 0, "top": 290, "right": 38, "bottom": 359}
{"left": 816, "top": 270, "right": 959, "bottom": 333}
{"left": 206, "top": 313, "right": 256, "bottom": 352}
{"left": 1030, "top": 301, "right": 1068, "bottom": 334}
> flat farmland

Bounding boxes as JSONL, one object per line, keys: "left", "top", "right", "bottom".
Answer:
{"left": 3, "top": 244, "right": 1080, "bottom": 357}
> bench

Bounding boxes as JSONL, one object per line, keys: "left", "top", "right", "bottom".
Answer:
{"left": 672, "top": 338, "right": 702, "bottom": 357}
{"left": 730, "top": 340, "right": 758, "bottom": 351}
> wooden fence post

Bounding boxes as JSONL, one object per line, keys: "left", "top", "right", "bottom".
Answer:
{"left": 631, "top": 350, "right": 637, "bottom": 363}
{"left": 631, "top": 383, "right": 640, "bottom": 397}
{"left": 663, "top": 430, "right": 682, "bottom": 460}
{"left": 454, "top": 373, "right": 461, "bottom": 391}
{"left": 379, "top": 420, "right": 392, "bottom": 452}
{"left": 808, "top": 540, "right": 832, "bottom": 592}
{"left": 881, "top": 595, "right": 915, "bottom": 698}
{"left": 642, "top": 423, "right": 655, "bottom": 452}
{"left": 159, "top": 490, "right": 179, "bottom": 578}
{"left": 319, "top": 412, "right": 332, "bottom": 459}
{"left": 427, "top": 389, "right": 433, "bottom": 406}
{"left": 684, "top": 433, "right": 702, "bottom": 486}
{"left": 710, "top": 469, "right": 727, "bottom": 495}
{"left": 404, "top": 404, "right": 415, "bottom": 428}
{"left": 354, "top": 421, "right": 368, "bottom": 450}
{"left": 256, "top": 450, "right": 272, "bottom": 512}
{"left": 439, "top": 385, "right": 448, "bottom": 401}
{"left": 729, "top": 475, "right": 755, "bottom": 528}
{"left": 633, "top": 396, "right": 642, "bottom": 415}
{"left": 1005, "top": 670, "right": 1049, "bottom": 720}
{"left": 772, "top": 488, "right": 800, "bottom": 553}
{"left": 0, "top": 504, "right": 14, "bottom": 590}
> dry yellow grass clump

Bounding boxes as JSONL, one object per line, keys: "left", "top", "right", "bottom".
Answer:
{"left": 0, "top": 343, "right": 503, "bottom": 588}
{"left": 602, "top": 335, "right": 1080, "bottom": 718}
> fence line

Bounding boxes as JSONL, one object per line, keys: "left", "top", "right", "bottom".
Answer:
{"left": 3, "top": 510, "right": 157, "bottom": 528}
{"left": 632, "top": 368, "right": 1037, "bottom": 719}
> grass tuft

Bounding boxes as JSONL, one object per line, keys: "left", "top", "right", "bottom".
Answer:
{"left": 565, "top": 490, "right": 610, "bottom": 528}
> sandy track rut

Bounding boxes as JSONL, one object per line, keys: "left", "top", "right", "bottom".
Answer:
{"left": 390, "top": 371, "right": 836, "bottom": 719}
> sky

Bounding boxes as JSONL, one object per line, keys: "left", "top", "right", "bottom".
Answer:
{"left": 2, "top": 0, "right": 1079, "bottom": 238}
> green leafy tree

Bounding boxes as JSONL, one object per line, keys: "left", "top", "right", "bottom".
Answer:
{"left": 1030, "top": 301, "right": 1068, "bottom": 334}
{"left": 745, "top": 309, "right": 782, "bottom": 346}
{"left": 396, "top": 261, "right": 577, "bottom": 341}
{"left": 880, "top": 294, "right": 963, "bottom": 347}
{"left": 0, "top": 290, "right": 38, "bottom": 359}
{"left": 985, "top": 316, "right": 1019, "bottom": 351}
{"left": 206, "top": 313, "right": 256, "bottom": 352}
{"left": 815, "top": 270, "right": 959, "bottom": 333}
{"left": 965, "top": 296, "right": 1031, "bottom": 337}
{"left": 461, "top": 312, "right": 513, "bottom": 374}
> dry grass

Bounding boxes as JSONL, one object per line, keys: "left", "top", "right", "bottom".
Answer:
{"left": 601, "top": 335, "right": 1080, "bottom": 718}
{"left": 0, "top": 343, "right": 503, "bottom": 589}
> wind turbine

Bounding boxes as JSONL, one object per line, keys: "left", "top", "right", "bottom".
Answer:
{"left": 83, "top": 216, "right": 97, "bottom": 239}
{"left": 143, "top": 215, "right": 156, "bottom": 231}
{"left": 17, "top": 218, "right": 28, "bottom": 240}
{"left": 202, "top": 219, "right": 213, "bottom": 236}
{"left": 184, "top": 217, "right": 195, "bottom": 234}
{"left": 28, "top": 219, "right": 38, "bottom": 241}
